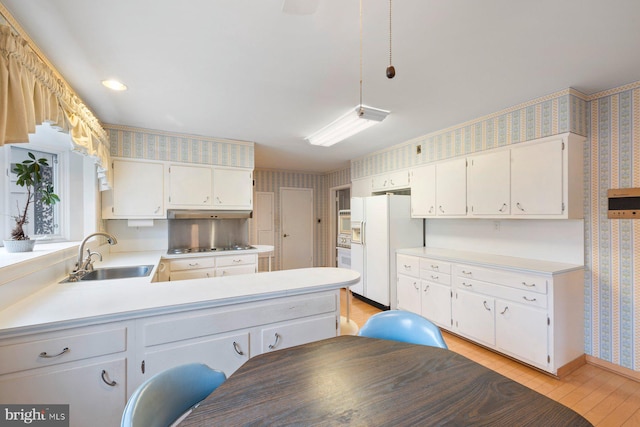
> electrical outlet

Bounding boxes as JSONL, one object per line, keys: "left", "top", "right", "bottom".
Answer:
{"left": 416, "top": 144, "right": 422, "bottom": 155}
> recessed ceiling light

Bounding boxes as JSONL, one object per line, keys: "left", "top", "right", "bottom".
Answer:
{"left": 101, "top": 79, "right": 127, "bottom": 91}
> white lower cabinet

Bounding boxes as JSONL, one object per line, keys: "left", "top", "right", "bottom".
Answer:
{"left": 0, "top": 323, "right": 131, "bottom": 427}
{"left": 0, "top": 290, "right": 339, "bottom": 427}
{"left": 396, "top": 250, "right": 584, "bottom": 375}
{"left": 163, "top": 253, "right": 258, "bottom": 281}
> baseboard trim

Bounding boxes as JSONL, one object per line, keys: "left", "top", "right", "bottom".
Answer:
{"left": 586, "top": 355, "right": 640, "bottom": 382}
{"left": 556, "top": 354, "right": 586, "bottom": 378}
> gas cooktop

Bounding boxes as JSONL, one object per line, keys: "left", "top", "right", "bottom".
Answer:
{"left": 167, "top": 245, "right": 255, "bottom": 255}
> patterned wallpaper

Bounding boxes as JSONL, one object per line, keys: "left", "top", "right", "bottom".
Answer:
{"left": 585, "top": 81, "right": 640, "bottom": 371}
{"left": 352, "top": 82, "right": 640, "bottom": 373}
{"left": 103, "top": 124, "right": 254, "bottom": 168}
{"left": 351, "top": 88, "right": 589, "bottom": 179}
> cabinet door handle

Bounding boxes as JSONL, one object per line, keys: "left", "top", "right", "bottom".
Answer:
{"left": 522, "top": 281, "right": 536, "bottom": 288}
{"left": 154, "top": 206, "right": 161, "bottom": 213}
{"left": 216, "top": 196, "right": 222, "bottom": 204}
{"left": 233, "top": 341, "right": 245, "bottom": 355}
{"left": 428, "top": 206, "right": 434, "bottom": 214}
{"left": 39, "top": 347, "right": 69, "bottom": 358}
{"left": 516, "top": 202, "right": 526, "bottom": 212}
{"left": 413, "top": 281, "right": 419, "bottom": 290}
{"left": 522, "top": 296, "right": 537, "bottom": 302}
{"left": 389, "top": 179, "right": 395, "bottom": 186}
{"left": 423, "top": 285, "right": 429, "bottom": 293}
{"left": 500, "top": 306, "right": 509, "bottom": 315}
{"left": 483, "top": 301, "right": 491, "bottom": 311}
{"left": 499, "top": 203, "right": 508, "bottom": 212}
{"left": 101, "top": 370, "right": 117, "bottom": 387}
{"left": 268, "top": 333, "right": 281, "bottom": 350}
{"left": 438, "top": 205, "right": 445, "bottom": 214}
{"left": 204, "top": 196, "right": 210, "bottom": 203}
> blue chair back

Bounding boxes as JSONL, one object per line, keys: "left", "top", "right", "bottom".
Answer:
{"left": 358, "top": 310, "right": 448, "bottom": 349}
{"left": 121, "top": 363, "right": 226, "bottom": 427}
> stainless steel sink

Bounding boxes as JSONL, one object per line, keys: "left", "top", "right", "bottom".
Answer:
{"left": 61, "top": 265, "right": 154, "bottom": 282}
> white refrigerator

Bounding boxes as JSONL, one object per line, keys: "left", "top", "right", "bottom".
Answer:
{"left": 350, "top": 195, "right": 423, "bottom": 309}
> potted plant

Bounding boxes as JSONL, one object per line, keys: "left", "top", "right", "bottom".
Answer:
{"left": 3, "top": 152, "right": 60, "bottom": 253}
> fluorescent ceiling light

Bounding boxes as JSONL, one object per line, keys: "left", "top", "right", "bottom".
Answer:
{"left": 306, "top": 105, "right": 390, "bottom": 147}
{"left": 101, "top": 79, "right": 127, "bottom": 91}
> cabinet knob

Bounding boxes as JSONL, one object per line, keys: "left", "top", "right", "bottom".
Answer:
{"left": 283, "top": 234, "right": 290, "bottom": 237}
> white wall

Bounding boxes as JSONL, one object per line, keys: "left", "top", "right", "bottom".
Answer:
{"left": 105, "top": 220, "right": 168, "bottom": 253}
{"left": 425, "top": 219, "right": 584, "bottom": 265}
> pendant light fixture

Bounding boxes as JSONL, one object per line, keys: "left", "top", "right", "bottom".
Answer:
{"left": 386, "top": 0, "right": 395, "bottom": 79}
{"left": 306, "top": 0, "right": 390, "bottom": 147}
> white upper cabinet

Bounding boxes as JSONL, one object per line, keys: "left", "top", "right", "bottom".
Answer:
{"left": 435, "top": 158, "right": 467, "bottom": 216}
{"left": 511, "top": 138, "right": 564, "bottom": 216}
{"left": 168, "top": 164, "right": 213, "bottom": 207}
{"left": 467, "top": 150, "right": 510, "bottom": 216}
{"left": 407, "top": 132, "right": 584, "bottom": 220}
{"left": 371, "top": 170, "right": 410, "bottom": 193}
{"left": 102, "top": 159, "right": 165, "bottom": 219}
{"left": 351, "top": 178, "right": 372, "bottom": 198}
{"left": 410, "top": 164, "right": 436, "bottom": 217}
{"left": 212, "top": 168, "right": 253, "bottom": 210}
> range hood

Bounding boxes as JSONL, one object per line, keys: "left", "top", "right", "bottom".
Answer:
{"left": 167, "top": 209, "right": 252, "bottom": 219}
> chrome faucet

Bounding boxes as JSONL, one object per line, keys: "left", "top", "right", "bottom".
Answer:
{"left": 68, "top": 232, "right": 118, "bottom": 281}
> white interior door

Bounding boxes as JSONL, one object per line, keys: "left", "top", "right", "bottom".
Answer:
{"left": 281, "top": 188, "right": 313, "bottom": 270}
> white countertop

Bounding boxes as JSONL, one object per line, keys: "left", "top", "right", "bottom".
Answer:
{"left": 0, "top": 250, "right": 359, "bottom": 336}
{"left": 396, "top": 247, "right": 584, "bottom": 274}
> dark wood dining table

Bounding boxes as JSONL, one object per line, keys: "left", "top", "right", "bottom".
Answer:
{"left": 181, "top": 335, "right": 592, "bottom": 426}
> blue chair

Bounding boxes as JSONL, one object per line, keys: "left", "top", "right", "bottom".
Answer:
{"left": 358, "top": 310, "right": 448, "bottom": 349}
{"left": 121, "top": 363, "right": 226, "bottom": 427}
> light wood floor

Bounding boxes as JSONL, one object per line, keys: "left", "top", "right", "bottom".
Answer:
{"left": 339, "top": 289, "right": 640, "bottom": 426}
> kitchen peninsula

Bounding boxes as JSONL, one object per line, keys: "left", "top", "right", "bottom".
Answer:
{"left": 0, "top": 250, "right": 358, "bottom": 427}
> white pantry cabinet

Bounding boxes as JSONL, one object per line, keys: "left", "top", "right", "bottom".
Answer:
{"left": 396, "top": 248, "right": 584, "bottom": 376}
{"left": 212, "top": 167, "right": 253, "bottom": 210}
{"left": 0, "top": 323, "right": 131, "bottom": 427}
{"left": 102, "top": 159, "right": 164, "bottom": 219}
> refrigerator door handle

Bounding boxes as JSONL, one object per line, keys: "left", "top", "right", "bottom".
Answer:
{"left": 361, "top": 221, "right": 365, "bottom": 246}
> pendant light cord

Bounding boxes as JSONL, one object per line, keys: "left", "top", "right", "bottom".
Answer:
{"left": 359, "top": 0, "right": 363, "bottom": 112}
{"left": 389, "top": 0, "right": 392, "bottom": 67}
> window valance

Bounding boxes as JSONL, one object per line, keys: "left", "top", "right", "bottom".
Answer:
{"left": 0, "top": 24, "right": 111, "bottom": 189}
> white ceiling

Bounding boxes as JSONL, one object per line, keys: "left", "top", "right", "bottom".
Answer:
{"left": 3, "top": 0, "right": 640, "bottom": 173}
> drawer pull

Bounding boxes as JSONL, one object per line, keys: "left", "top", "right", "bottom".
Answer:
{"left": 500, "top": 306, "right": 509, "bottom": 315}
{"left": 39, "top": 347, "right": 69, "bottom": 359}
{"left": 461, "top": 282, "right": 472, "bottom": 288}
{"left": 188, "top": 262, "right": 200, "bottom": 267}
{"left": 461, "top": 270, "right": 472, "bottom": 276}
{"left": 232, "top": 259, "right": 242, "bottom": 263}
{"left": 522, "top": 281, "right": 536, "bottom": 288}
{"left": 101, "top": 370, "right": 117, "bottom": 387}
{"left": 233, "top": 341, "right": 245, "bottom": 355}
{"left": 523, "top": 296, "right": 537, "bottom": 302}
{"left": 483, "top": 301, "right": 491, "bottom": 311}
{"left": 431, "top": 275, "right": 439, "bottom": 280}
{"left": 268, "top": 333, "right": 281, "bottom": 350}
{"left": 413, "top": 281, "right": 419, "bottom": 290}
{"left": 430, "top": 265, "right": 439, "bottom": 270}
{"left": 403, "top": 264, "right": 412, "bottom": 270}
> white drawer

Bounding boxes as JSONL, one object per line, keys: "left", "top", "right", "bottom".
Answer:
{"left": 170, "top": 257, "right": 216, "bottom": 271}
{"left": 215, "top": 265, "right": 256, "bottom": 277}
{"left": 419, "top": 258, "right": 451, "bottom": 274}
{"left": 397, "top": 254, "right": 420, "bottom": 278}
{"left": 420, "top": 271, "right": 451, "bottom": 286}
{"left": 455, "top": 277, "right": 547, "bottom": 309}
{"left": 171, "top": 269, "right": 216, "bottom": 281}
{"left": 455, "top": 264, "right": 547, "bottom": 294}
{"left": 216, "top": 254, "right": 256, "bottom": 267}
{"left": 0, "top": 326, "right": 127, "bottom": 375}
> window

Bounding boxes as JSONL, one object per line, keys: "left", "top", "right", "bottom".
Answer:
{"left": 6, "top": 146, "right": 62, "bottom": 240}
